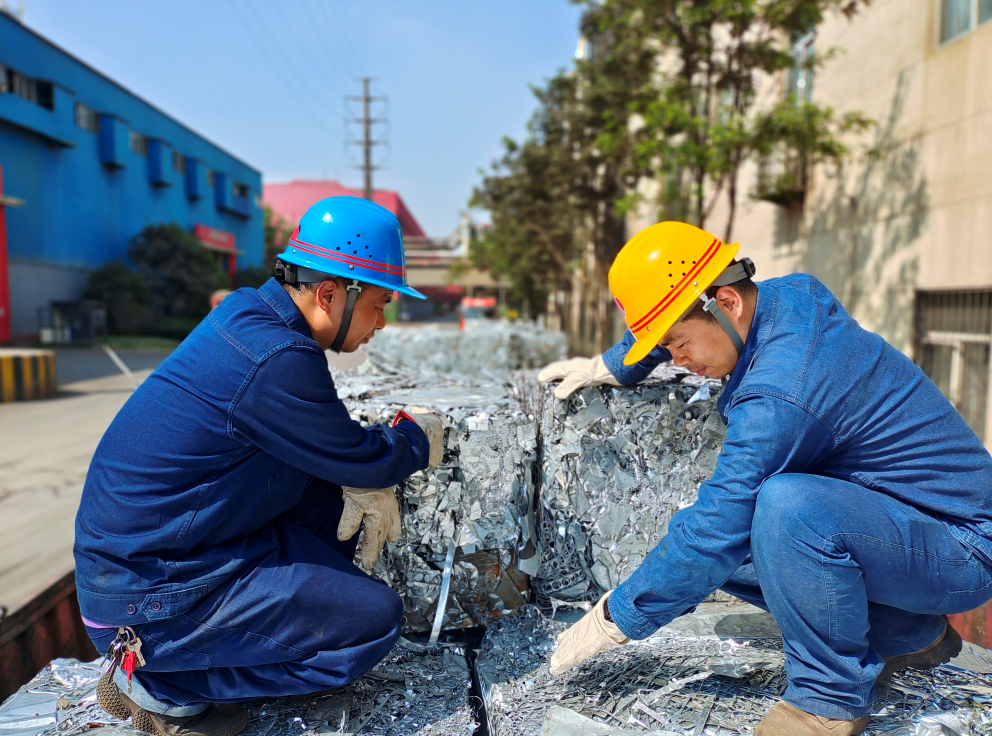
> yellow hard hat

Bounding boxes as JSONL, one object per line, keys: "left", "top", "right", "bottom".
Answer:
{"left": 609, "top": 222, "right": 739, "bottom": 365}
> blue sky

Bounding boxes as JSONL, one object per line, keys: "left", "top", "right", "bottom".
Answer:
{"left": 21, "top": 0, "right": 583, "bottom": 235}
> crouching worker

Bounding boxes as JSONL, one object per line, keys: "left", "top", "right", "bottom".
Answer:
{"left": 74, "top": 197, "right": 444, "bottom": 736}
{"left": 541, "top": 222, "right": 992, "bottom": 736}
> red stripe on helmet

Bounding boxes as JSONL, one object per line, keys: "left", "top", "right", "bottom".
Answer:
{"left": 630, "top": 239, "right": 721, "bottom": 331}
{"left": 290, "top": 241, "right": 408, "bottom": 278}
{"left": 289, "top": 237, "right": 405, "bottom": 275}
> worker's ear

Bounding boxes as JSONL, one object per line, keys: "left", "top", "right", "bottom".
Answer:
{"left": 313, "top": 280, "right": 339, "bottom": 316}
{"left": 714, "top": 285, "right": 745, "bottom": 320}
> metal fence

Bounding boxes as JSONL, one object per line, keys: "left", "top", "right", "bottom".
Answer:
{"left": 914, "top": 290, "right": 992, "bottom": 443}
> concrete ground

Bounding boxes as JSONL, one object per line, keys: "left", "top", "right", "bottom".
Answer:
{"left": 0, "top": 348, "right": 170, "bottom": 617}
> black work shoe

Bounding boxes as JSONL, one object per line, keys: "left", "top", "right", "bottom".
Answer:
{"left": 879, "top": 617, "right": 963, "bottom": 681}
{"left": 97, "top": 673, "right": 247, "bottom": 736}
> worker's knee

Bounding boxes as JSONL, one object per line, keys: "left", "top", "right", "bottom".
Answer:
{"left": 347, "top": 580, "right": 403, "bottom": 645}
{"left": 752, "top": 474, "right": 826, "bottom": 551}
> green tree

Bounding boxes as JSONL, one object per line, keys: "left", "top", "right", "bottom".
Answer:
{"left": 83, "top": 259, "right": 151, "bottom": 335}
{"left": 128, "top": 223, "right": 229, "bottom": 338}
{"left": 264, "top": 204, "right": 293, "bottom": 269}
{"left": 586, "top": 0, "right": 872, "bottom": 241}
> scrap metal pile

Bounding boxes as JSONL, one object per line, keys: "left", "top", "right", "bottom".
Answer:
{"left": 335, "top": 370, "right": 540, "bottom": 632}
{"left": 477, "top": 606, "right": 992, "bottom": 736}
{"left": 363, "top": 323, "right": 566, "bottom": 374}
{"left": 0, "top": 643, "right": 476, "bottom": 736}
{"left": 533, "top": 368, "right": 726, "bottom": 606}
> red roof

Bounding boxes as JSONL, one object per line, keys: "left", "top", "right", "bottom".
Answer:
{"left": 263, "top": 180, "right": 426, "bottom": 237}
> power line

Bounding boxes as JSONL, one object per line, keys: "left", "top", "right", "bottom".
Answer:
{"left": 317, "top": 1, "right": 365, "bottom": 80}
{"left": 299, "top": 0, "right": 355, "bottom": 91}
{"left": 347, "top": 77, "right": 387, "bottom": 200}
{"left": 224, "top": 0, "right": 337, "bottom": 131}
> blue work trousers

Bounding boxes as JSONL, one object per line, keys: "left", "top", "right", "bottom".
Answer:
{"left": 86, "top": 479, "right": 402, "bottom": 711}
{"left": 719, "top": 474, "right": 992, "bottom": 720}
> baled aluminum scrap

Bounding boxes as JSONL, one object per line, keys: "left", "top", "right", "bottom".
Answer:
{"left": 334, "top": 370, "right": 539, "bottom": 631}
{"left": 0, "top": 645, "right": 475, "bottom": 736}
{"left": 534, "top": 366, "right": 726, "bottom": 606}
{"left": 476, "top": 609, "right": 992, "bottom": 736}
{"left": 363, "top": 323, "right": 566, "bottom": 375}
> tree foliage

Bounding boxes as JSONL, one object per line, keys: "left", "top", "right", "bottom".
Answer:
{"left": 471, "top": 0, "right": 873, "bottom": 348}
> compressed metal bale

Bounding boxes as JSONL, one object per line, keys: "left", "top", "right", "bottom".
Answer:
{"left": 363, "top": 323, "right": 566, "bottom": 374}
{"left": 334, "top": 370, "right": 540, "bottom": 631}
{"left": 476, "top": 608, "right": 992, "bottom": 736}
{"left": 0, "top": 646, "right": 476, "bottom": 736}
{"left": 533, "top": 367, "right": 727, "bottom": 607}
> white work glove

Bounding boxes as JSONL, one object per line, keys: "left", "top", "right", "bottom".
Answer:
{"left": 549, "top": 594, "right": 630, "bottom": 675}
{"left": 537, "top": 355, "right": 621, "bottom": 400}
{"left": 401, "top": 406, "right": 445, "bottom": 471}
{"left": 338, "top": 486, "right": 402, "bottom": 572}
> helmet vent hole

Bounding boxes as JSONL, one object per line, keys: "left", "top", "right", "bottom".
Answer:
{"left": 336, "top": 247, "right": 340, "bottom": 251}
{"left": 348, "top": 241, "right": 351, "bottom": 244}
{"left": 356, "top": 233, "right": 361, "bottom": 237}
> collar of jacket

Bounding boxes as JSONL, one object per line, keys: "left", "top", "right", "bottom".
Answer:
{"left": 257, "top": 278, "right": 317, "bottom": 340}
{"left": 717, "top": 281, "right": 777, "bottom": 420}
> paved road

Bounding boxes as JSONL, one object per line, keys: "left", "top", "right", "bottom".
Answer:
{"left": 53, "top": 348, "right": 174, "bottom": 385}
{"left": 0, "top": 353, "right": 170, "bottom": 617}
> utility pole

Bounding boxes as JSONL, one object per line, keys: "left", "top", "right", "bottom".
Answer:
{"left": 347, "top": 78, "right": 387, "bottom": 201}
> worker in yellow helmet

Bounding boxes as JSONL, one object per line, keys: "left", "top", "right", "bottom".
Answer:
{"left": 539, "top": 222, "right": 992, "bottom": 736}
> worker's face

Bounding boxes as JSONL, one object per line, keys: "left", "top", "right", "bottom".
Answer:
{"left": 310, "top": 280, "right": 393, "bottom": 352}
{"left": 658, "top": 287, "right": 749, "bottom": 379}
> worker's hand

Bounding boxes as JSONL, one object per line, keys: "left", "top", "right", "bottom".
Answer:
{"left": 537, "top": 355, "right": 621, "bottom": 400}
{"left": 402, "top": 406, "right": 445, "bottom": 471}
{"left": 338, "top": 486, "right": 402, "bottom": 572}
{"left": 549, "top": 594, "right": 630, "bottom": 675}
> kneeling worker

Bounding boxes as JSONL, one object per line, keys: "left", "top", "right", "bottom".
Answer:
{"left": 541, "top": 222, "right": 992, "bottom": 736}
{"left": 74, "top": 197, "right": 444, "bottom": 736}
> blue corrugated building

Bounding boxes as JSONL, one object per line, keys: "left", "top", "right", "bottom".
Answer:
{"left": 0, "top": 11, "right": 263, "bottom": 341}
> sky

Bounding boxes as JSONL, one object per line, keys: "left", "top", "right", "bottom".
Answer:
{"left": 20, "top": 0, "right": 583, "bottom": 236}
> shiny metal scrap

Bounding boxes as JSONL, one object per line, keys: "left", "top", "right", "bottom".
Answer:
{"left": 534, "top": 367, "right": 726, "bottom": 606}
{"left": 363, "top": 323, "right": 566, "bottom": 375}
{"left": 0, "top": 645, "right": 476, "bottom": 736}
{"left": 336, "top": 370, "right": 540, "bottom": 631}
{"left": 476, "top": 608, "right": 992, "bottom": 736}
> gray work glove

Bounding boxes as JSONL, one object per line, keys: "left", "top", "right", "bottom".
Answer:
{"left": 402, "top": 406, "right": 445, "bottom": 471}
{"left": 537, "top": 355, "right": 621, "bottom": 400}
{"left": 549, "top": 593, "right": 630, "bottom": 675}
{"left": 338, "top": 486, "right": 402, "bottom": 572}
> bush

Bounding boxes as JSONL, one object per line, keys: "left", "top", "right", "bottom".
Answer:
{"left": 83, "top": 259, "right": 151, "bottom": 335}
{"left": 128, "top": 224, "right": 230, "bottom": 331}
{"left": 233, "top": 266, "right": 272, "bottom": 289}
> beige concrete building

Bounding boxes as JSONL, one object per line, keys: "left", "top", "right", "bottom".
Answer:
{"left": 630, "top": 0, "right": 992, "bottom": 441}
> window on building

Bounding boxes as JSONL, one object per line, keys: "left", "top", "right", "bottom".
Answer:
{"left": 0, "top": 63, "right": 7, "bottom": 94}
{"left": 789, "top": 31, "right": 816, "bottom": 103}
{"left": 940, "top": 0, "right": 991, "bottom": 43}
{"left": 35, "top": 81, "right": 53, "bottom": 110}
{"left": 10, "top": 69, "right": 36, "bottom": 103}
{"left": 915, "top": 290, "right": 992, "bottom": 442}
{"left": 75, "top": 102, "right": 98, "bottom": 133}
{"left": 233, "top": 183, "right": 250, "bottom": 198}
{"left": 207, "top": 170, "right": 215, "bottom": 187}
{"left": 129, "top": 130, "right": 148, "bottom": 156}
{"left": 172, "top": 152, "right": 186, "bottom": 173}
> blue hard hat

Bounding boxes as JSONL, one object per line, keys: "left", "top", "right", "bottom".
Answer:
{"left": 276, "top": 196, "right": 426, "bottom": 299}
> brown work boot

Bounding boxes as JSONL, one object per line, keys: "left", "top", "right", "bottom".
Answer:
{"left": 756, "top": 701, "right": 869, "bottom": 735}
{"left": 98, "top": 673, "right": 247, "bottom": 736}
{"left": 879, "top": 616, "right": 963, "bottom": 681}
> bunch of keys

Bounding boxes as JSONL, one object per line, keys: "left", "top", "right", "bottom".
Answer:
{"left": 102, "top": 626, "right": 146, "bottom": 693}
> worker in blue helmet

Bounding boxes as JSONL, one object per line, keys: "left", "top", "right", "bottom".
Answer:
{"left": 74, "top": 197, "right": 444, "bottom": 736}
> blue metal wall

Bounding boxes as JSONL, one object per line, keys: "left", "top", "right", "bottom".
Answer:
{"left": 0, "top": 13, "right": 263, "bottom": 337}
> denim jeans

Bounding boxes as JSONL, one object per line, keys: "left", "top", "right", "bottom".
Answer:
{"left": 86, "top": 478, "right": 402, "bottom": 709}
{"left": 720, "top": 473, "right": 992, "bottom": 719}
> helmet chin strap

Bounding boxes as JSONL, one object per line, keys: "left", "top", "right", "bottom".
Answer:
{"left": 699, "top": 294, "right": 745, "bottom": 355}
{"left": 329, "top": 280, "right": 363, "bottom": 353}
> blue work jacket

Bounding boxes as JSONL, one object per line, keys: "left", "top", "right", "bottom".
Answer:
{"left": 603, "top": 274, "right": 992, "bottom": 639}
{"left": 74, "top": 279, "right": 430, "bottom": 626}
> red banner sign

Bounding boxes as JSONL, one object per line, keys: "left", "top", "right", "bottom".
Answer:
{"left": 194, "top": 224, "right": 236, "bottom": 251}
